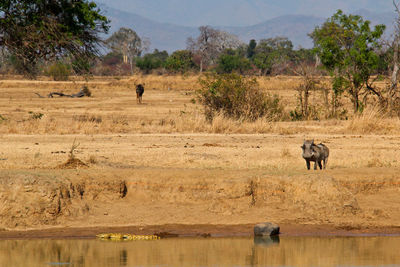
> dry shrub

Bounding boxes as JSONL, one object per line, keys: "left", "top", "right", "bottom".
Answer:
{"left": 58, "top": 139, "right": 88, "bottom": 169}
{"left": 46, "top": 62, "right": 70, "bottom": 81}
{"left": 88, "top": 155, "right": 97, "bottom": 164}
{"left": 346, "top": 105, "right": 400, "bottom": 134}
{"left": 198, "top": 73, "right": 285, "bottom": 122}
{"left": 73, "top": 114, "right": 102, "bottom": 123}
{"left": 112, "top": 115, "right": 129, "bottom": 125}
{"left": 81, "top": 85, "right": 92, "bottom": 97}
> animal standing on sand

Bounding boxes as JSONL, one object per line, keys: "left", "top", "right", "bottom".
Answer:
{"left": 301, "top": 140, "right": 329, "bottom": 170}
{"left": 136, "top": 83, "right": 144, "bottom": 104}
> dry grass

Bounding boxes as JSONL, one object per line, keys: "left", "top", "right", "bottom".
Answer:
{"left": 346, "top": 105, "right": 400, "bottom": 135}
{"left": 0, "top": 74, "right": 398, "bottom": 136}
{"left": 1, "top": 132, "right": 400, "bottom": 172}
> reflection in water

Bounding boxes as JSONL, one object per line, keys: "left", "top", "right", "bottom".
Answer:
{"left": 253, "top": 235, "right": 280, "bottom": 247}
{"left": 120, "top": 249, "right": 127, "bottom": 266}
{"left": 0, "top": 236, "right": 399, "bottom": 267}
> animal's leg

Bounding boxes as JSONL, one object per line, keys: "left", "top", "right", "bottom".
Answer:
{"left": 136, "top": 92, "right": 139, "bottom": 103}
{"left": 323, "top": 158, "right": 328, "bottom": 169}
{"left": 314, "top": 161, "right": 317, "bottom": 170}
{"left": 318, "top": 161, "right": 323, "bottom": 170}
{"left": 306, "top": 160, "right": 310, "bottom": 170}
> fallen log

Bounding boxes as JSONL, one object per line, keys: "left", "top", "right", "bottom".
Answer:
{"left": 35, "top": 87, "right": 91, "bottom": 98}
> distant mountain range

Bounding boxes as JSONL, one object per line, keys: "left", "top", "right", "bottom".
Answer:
{"left": 99, "top": 4, "right": 196, "bottom": 53}
{"left": 98, "top": 4, "right": 396, "bottom": 53}
{"left": 95, "top": 0, "right": 393, "bottom": 27}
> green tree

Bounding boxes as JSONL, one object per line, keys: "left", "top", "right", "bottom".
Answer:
{"left": 165, "top": 50, "right": 195, "bottom": 72}
{"left": 252, "top": 37, "right": 294, "bottom": 75}
{"left": 106, "top": 27, "right": 150, "bottom": 73}
{"left": 216, "top": 49, "right": 251, "bottom": 74}
{"left": 247, "top": 39, "right": 257, "bottom": 59}
{"left": 311, "top": 10, "right": 386, "bottom": 113}
{"left": 0, "top": 0, "right": 109, "bottom": 77}
{"left": 136, "top": 49, "right": 168, "bottom": 73}
{"left": 292, "top": 48, "right": 316, "bottom": 65}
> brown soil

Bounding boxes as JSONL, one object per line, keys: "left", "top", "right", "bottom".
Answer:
{"left": 0, "top": 165, "right": 400, "bottom": 238}
{"left": 57, "top": 157, "right": 88, "bottom": 169}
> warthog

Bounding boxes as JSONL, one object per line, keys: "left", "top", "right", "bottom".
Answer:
{"left": 301, "top": 140, "right": 329, "bottom": 170}
{"left": 136, "top": 84, "right": 144, "bottom": 104}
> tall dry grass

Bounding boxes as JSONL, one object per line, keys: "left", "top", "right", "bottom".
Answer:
{"left": 0, "top": 75, "right": 399, "bottom": 135}
{"left": 346, "top": 105, "right": 400, "bottom": 135}
{"left": 2, "top": 109, "right": 398, "bottom": 135}
{"left": 2, "top": 107, "right": 400, "bottom": 135}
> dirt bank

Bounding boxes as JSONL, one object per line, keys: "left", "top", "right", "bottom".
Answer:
{"left": 0, "top": 167, "right": 399, "bottom": 237}
{"left": 2, "top": 224, "right": 400, "bottom": 240}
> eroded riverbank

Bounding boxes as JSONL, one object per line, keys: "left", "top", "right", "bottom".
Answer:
{"left": 0, "top": 166, "right": 399, "bottom": 237}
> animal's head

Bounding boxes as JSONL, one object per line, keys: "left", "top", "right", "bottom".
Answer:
{"left": 301, "top": 139, "right": 316, "bottom": 159}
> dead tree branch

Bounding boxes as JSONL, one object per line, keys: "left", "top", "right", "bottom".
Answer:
{"left": 34, "top": 87, "right": 91, "bottom": 98}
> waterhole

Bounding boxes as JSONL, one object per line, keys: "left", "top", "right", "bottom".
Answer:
{"left": 1, "top": 236, "right": 399, "bottom": 266}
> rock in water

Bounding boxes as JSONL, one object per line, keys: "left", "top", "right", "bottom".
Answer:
{"left": 254, "top": 222, "right": 280, "bottom": 236}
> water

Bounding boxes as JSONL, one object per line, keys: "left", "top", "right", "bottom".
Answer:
{"left": 1, "top": 236, "right": 400, "bottom": 267}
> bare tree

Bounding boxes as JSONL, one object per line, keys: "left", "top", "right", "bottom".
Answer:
{"left": 187, "top": 26, "right": 242, "bottom": 72}
{"left": 391, "top": 0, "right": 400, "bottom": 109}
{"left": 292, "top": 63, "right": 324, "bottom": 119}
{"left": 106, "top": 28, "right": 150, "bottom": 73}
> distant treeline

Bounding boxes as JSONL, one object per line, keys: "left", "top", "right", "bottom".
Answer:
{"left": 0, "top": 26, "right": 391, "bottom": 78}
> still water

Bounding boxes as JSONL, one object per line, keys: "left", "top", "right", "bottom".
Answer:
{"left": 1, "top": 236, "right": 400, "bottom": 267}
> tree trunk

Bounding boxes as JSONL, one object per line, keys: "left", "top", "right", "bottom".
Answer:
{"left": 331, "top": 93, "right": 337, "bottom": 117}
{"left": 353, "top": 92, "right": 359, "bottom": 113}
{"left": 304, "top": 88, "right": 309, "bottom": 118}
{"left": 314, "top": 54, "right": 321, "bottom": 67}
{"left": 392, "top": 0, "right": 400, "bottom": 110}
{"left": 390, "top": 37, "right": 399, "bottom": 109}
{"left": 200, "top": 59, "right": 203, "bottom": 73}
{"left": 129, "top": 58, "right": 134, "bottom": 75}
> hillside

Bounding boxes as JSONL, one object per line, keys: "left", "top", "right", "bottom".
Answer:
{"left": 99, "top": 4, "right": 395, "bottom": 52}
{"left": 99, "top": 4, "right": 197, "bottom": 52}
{"left": 223, "top": 15, "right": 325, "bottom": 49}
{"left": 96, "top": 0, "right": 393, "bottom": 27}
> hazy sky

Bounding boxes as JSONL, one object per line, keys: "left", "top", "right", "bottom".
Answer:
{"left": 96, "top": 0, "right": 395, "bottom": 26}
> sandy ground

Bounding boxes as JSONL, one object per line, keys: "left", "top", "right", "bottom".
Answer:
{"left": 0, "top": 133, "right": 400, "bottom": 237}
{"left": 0, "top": 76, "right": 400, "bottom": 237}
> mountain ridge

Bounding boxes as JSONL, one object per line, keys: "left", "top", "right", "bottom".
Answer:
{"left": 98, "top": 3, "right": 396, "bottom": 52}
{"left": 95, "top": 0, "right": 393, "bottom": 27}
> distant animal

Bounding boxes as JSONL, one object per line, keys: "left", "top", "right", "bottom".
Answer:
{"left": 136, "top": 84, "right": 144, "bottom": 104}
{"left": 301, "top": 140, "right": 329, "bottom": 170}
